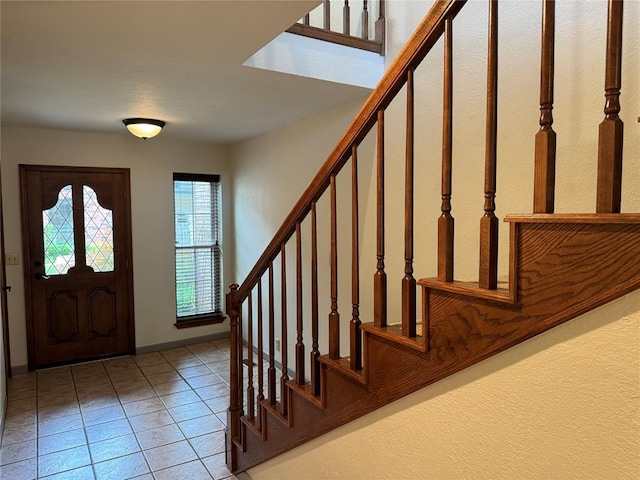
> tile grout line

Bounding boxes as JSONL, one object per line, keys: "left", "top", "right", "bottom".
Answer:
{"left": 2, "top": 340, "right": 237, "bottom": 480}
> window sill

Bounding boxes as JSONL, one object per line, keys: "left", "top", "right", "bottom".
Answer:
{"left": 174, "top": 313, "right": 226, "bottom": 329}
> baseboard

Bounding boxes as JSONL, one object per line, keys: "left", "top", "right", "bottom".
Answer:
{"left": 135, "top": 331, "right": 230, "bottom": 355}
{"left": 242, "top": 339, "right": 296, "bottom": 379}
{"left": 10, "top": 332, "right": 231, "bottom": 374}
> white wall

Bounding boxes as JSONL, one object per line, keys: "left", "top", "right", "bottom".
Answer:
{"left": 1, "top": 126, "right": 232, "bottom": 369}
{"left": 244, "top": 32, "right": 384, "bottom": 89}
{"left": 230, "top": 98, "right": 372, "bottom": 367}
{"left": 230, "top": 0, "right": 640, "bottom": 478}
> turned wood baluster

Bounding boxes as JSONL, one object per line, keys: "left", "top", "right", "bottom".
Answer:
{"left": 402, "top": 69, "right": 417, "bottom": 338}
{"left": 226, "top": 284, "right": 240, "bottom": 440}
{"left": 310, "top": 202, "right": 321, "bottom": 396}
{"left": 597, "top": 0, "right": 624, "bottom": 214}
{"left": 246, "top": 293, "right": 255, "bottom": 421}
{"left": 479, "top": 0, "right": 499, "bottom": 291}
{"left": 238, "top": 308, "right": 244, "bottom": 420}
{"left": 374, "top": 110, "right": 387, "bottom": 328}
{"left": 329, "top": 175, "right": 340, "bottom": 360}
{"left": 534, "top": 0, "right": 557, "bottom": 214}
{"left": 256, "top": 280, "right": 264, "bottom": 428}
{"left": 324, "top": 0, "right": 331, "bottom": 31}
{"left": 350, "top": 145, "right": 362, "bottom": 371}
{"left": 295, "top": 223, "right": 305, "bottom": 386}
{"left": 375, "top": 0, "right": 386, "bottom": 45}
{"left": 363, "top": 1, "right": 370, "bottom": 40}
{"left": 280, "top": 244, "right": 289, "bottom": 416}
{"left": 267, "top": 263, "right": 276, "bottom": 405}
{"left": 343, "top": 1, "right": 350, "bottom": 35}
{"left": 438, "top": 16, "right": 454, "bottom": 282}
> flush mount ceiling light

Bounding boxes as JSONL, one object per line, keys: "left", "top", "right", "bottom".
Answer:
{"left": 123, "top": 118, "right": 166, "bottom": 139}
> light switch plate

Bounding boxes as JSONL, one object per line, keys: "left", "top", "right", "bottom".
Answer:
{"left": 5, "top": 253, "right": 19, "bottom": 265}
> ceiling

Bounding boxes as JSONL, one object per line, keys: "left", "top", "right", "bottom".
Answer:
{"left": 1, "top": 1, "right": 371, "bottom": 144}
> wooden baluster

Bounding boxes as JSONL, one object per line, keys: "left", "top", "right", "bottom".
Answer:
{"left": 324, "top": 0, "right": 331, "bottom": 31}
{"left": 280, "top": 244, "right": 289, "bottom": 416}
{"left": 267, "top": 263, "right": 276, "bottom": 405}
{"left": 310, "top": 202, "right": 321, "bottom": 396}
{"left": 329, "top": 175, "right": 340, "bottom": 360}
{"left": 374, "top": 109, "right": 387, "bottom": 328}
{"left": 362, "top": 0, "right": 369, "bottom": 40}
{"left": 238, "top": 306, "right": 244, "bottom": 420}
{"left": 597, "top": 0, "right": 624, "bottom": 214}
{"left": 226, "top": 284, "right": 240, "bottom": 440}
{"left": 438, "top": 16, "right": 454, "bottom": 282}
{"left": 343, "top": 1, "right": 350, "bottom": 35}
{"left": 479, "top": 0, "right": 499, "bottom": 290}
{"left": 256, "top": 280, "right": 264, "bottom": 428}
{"left": 375, "top": 0, "right": 386, "bottom": 46}
{"left": 350, "top": 145, "right": 362, "bottom": 371}
{"left": 303, "top": 13, "right": 310, "bottom": 26}
{"left": 534, "top": 0, "right": 556, "bottom": 214}
{"left": 402, "top": 69, "right": 417, "bottom": 338}
{"left": 295, "top": 223, "right": 305, "bottom": 386}
{"left": 247, "top": 292, "right": 255, "bottom": 421}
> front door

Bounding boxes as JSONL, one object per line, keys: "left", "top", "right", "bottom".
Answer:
{"left": 20, "top": 165, "right": 135, "bottom": 369}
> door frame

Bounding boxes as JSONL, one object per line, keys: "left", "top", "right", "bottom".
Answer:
{"left": 0, "top": 161, "right": 11, "bottom": 379}
{"left": 19, "top": 164, "right": 136, "bottom": 370}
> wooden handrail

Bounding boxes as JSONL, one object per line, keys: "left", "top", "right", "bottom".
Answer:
{"left": 233, "top": 0, "right": 466, "bottom": 307}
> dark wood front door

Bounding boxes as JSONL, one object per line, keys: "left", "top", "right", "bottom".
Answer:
{"left": 20, "top": 165, "right": 135, "bottom": 369}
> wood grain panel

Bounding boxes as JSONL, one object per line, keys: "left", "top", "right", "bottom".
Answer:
{"left": 48, "top": 291, "right": 78, "bottom": 343}
{"left": 88, "top": 287, "right": 116, "bottom": 337}
{"left": 229, "top": 219, "right": 640, "bottom": 473}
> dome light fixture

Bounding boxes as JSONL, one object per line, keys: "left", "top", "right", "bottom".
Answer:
{"left": 123, "top": 118, "right": 166, "bottom": 139}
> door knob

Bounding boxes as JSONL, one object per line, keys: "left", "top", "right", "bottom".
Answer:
{"left": 34, "top": 273, "right": 50, "bottom": 280}
{"left": 1, "top": 285, "right": 10, "bottom": 292}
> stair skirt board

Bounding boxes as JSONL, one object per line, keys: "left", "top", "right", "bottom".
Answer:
{"left": 228, "top": 218, "right": 640, "bottom": 473}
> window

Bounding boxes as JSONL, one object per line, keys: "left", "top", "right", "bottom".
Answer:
{"left": 173, "top": 173, "right": 223, "bottom": 327}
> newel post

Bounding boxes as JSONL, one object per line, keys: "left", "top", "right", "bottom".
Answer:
{"left": 226, "top": 283, "right": 240, "bottom": 469}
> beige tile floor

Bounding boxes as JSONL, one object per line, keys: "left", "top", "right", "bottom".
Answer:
{"left": 0, "top": 338, "right": 239, "bottom": 480}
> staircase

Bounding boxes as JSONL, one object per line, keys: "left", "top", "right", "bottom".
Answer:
{"left": 225, "top": 0, "right": 638, "bottom": 473}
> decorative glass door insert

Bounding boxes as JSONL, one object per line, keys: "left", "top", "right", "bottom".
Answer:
{"left": 42, "top": 184, "right": 115, "bottom": 275}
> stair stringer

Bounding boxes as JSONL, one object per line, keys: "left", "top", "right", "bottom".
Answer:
{"left": 230, "top": 216, "right": 640, "bottom": 473}
{"left": 423, "top": 217, "right": 640, "bottom": 379}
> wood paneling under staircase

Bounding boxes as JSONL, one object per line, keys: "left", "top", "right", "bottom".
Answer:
{"left": 226, "top": 0, "right": 636, "bottom": 473}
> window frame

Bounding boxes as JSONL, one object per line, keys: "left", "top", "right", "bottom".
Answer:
{"left": 172, "top": 172, "right": 225, "bottom": 328}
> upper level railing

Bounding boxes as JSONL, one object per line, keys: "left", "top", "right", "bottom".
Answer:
{"left": 287, "top": 0, "right": 386, "bottom": 54}
{"left": 226, "top": 0, "right": 631, "bottom": 453}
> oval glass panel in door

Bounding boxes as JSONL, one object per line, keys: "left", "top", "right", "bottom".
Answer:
{"left": 83, "top": 185, "right": 114, "bottom": 272}
{"left": 43, "top": 184, "right": 76, "bottom": 275}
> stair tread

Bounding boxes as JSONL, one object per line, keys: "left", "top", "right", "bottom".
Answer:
{"left": 319, "top": 355, "right": 367, "bottom": 384}
{"left": 361, "top": 322, "right": 428, "bottom": 352}
{"left": 287, "top": 380, "right": 324, "bottom": 409}
{"left": 505, "top": 213, "right": 640, "bottom": 223}
{"left": 418, "top": 278, "right": 514, "bottom": 304}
